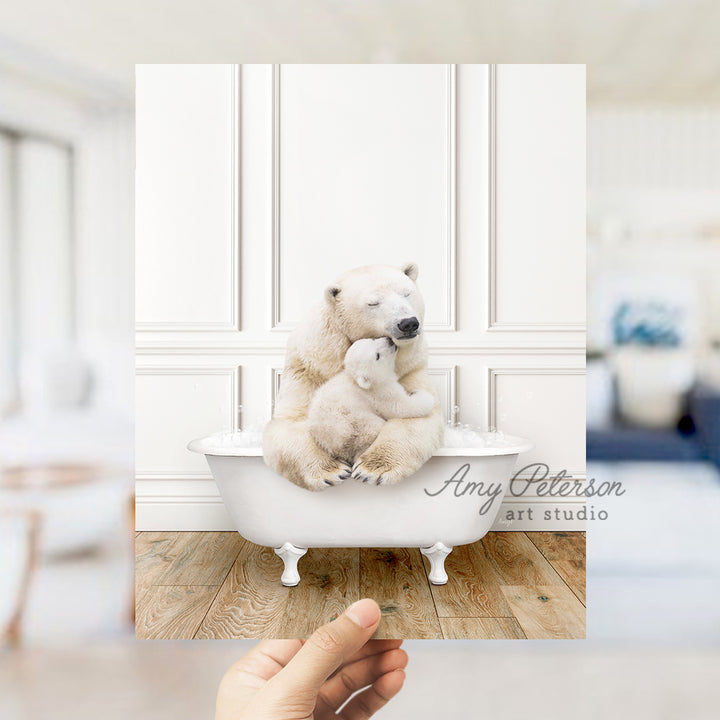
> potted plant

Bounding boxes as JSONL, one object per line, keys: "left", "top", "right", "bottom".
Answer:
{"left": 611, "top": 300, "right": 694, "bottom": 427}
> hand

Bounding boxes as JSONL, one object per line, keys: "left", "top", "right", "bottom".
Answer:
{"left": 215, "top": 599, "right": 407, "bottom": 719}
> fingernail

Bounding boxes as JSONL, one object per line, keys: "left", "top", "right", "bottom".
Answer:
{"left": 344, "top": 599, "right": 380, "bottom": 628}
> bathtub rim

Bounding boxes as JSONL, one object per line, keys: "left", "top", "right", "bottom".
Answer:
{"left": 187, "top": 434, "right": 534, "bottom": 457}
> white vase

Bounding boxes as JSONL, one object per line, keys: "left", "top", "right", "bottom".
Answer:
{"left": 613, "top": 346, "right": 695, "bottom": 428}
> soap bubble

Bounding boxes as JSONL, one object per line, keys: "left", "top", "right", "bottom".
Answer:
{"left": 202, "top": 420, "right": 519, "bottom": 452}
{"left": 442, "top": 421, "right": 517, "bottom": 450}
{"left": 205, "top": 422, "right": 265, "bottom": 448}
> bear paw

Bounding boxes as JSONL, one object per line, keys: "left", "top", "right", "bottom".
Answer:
{"left": 306, "top": 457, "right": 352, "bottom": 490}
{"left": 410, "top": 389, "right": 435, "bottom": 416}
{"left": 351, "top": 457, "right": 406, "bottom": 487}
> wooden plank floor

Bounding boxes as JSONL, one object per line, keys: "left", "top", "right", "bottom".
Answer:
{"left": 135, "top": 531, "right": 585, "bottom": 640}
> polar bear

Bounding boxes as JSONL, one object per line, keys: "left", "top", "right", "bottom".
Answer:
{"left": 263, "top": 262, "right": 444, "bottom": 491}
{"left": 307, "top": 337, "right": 435, "bottom": 478}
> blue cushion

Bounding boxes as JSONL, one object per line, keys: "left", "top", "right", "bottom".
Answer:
{"left": 587, "top": 427, "right": 704, "bottom": 462}
{"left": 688, "top": 384, "right": 720, "bottom": 467}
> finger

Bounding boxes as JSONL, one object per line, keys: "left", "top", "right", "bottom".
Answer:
{"left": 268, "top": 599, "right": 381, "bottom": 698}
{"left": 223, "top": 639, "right": 303, "bottom": 689}
{"left": 330, "top": 638, "right": 403, "bottom": 674}
{"left": 254, "top": 639, "right": 305, "bottom": 667}
{"left": 339, "top": 669, "right": 406, "bottom": 720}
{"left": 318, "top": 648, "right": 408, "bottom": 711}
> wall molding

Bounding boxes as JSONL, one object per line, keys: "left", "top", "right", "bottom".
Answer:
{"left": 135, "top": 494, "right": 585, "bottom": 532}
{"left": 486, "top": 64, "right": 585, "bottom": 334}
{"left": 429, "top": 62, "right": 457, "bottom": 332}
{"left": 428, "top": 365, "right": 458, "bottom": 421}
{"left": 487, "top": 323, "right": 587, "bottom": 333}
{"left": 136, "top": 493, "right": 225, "bottom": 505}
{"left": 269, "top": 364, "right": 458, "bottom": 419}
{"left": 269, "top": 64, "right": 289, "bottom": 332}
{"left": 427, "top": 343, "right": 585, "bottom": 355}
{"left": 270, "top": 63, "right": 457, "bottom": 332}
{"left": 487, "top": 366, "right": 585, "bottom": 427}
{"left": 487, "top": 366, "right": 585, "bottom": 477}
{"left": 136, "top": 479, "right": 587, "bottom": 506}
{"left": 136, "top": 65, "right": 241, "bottom": 333}
{"left": 135, "top": 496, "right": 235, "bottom": 531}
{"left": 135, "top": 340, "right": 586, "bottom": 356}
{"left": 135, "top": 365, "right": 241, "bottom": 479}
{"left": 269, "top": 365, "right": 283, "bottom": 413}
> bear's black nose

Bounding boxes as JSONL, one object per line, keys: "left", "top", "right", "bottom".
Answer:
{"left": 397, "top": 317, "right": 419, "bottom": 335}
{"left": 386, "top": 337, "right": 395, "bottom": 346}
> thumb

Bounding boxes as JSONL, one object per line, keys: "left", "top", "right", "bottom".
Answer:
{"left": 269, "top": 599, "right": 381, "bottom": 698}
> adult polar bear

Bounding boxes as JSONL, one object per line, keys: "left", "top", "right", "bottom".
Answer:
{"left": 263, "top": 262, "right": 444, "bottom": 491}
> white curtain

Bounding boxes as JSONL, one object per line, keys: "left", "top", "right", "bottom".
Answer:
{"left": 0, "top": 132, "right": 15, "bottom": 414}
{"left": 0, "top": 131, "right": 74, "bottom": 415}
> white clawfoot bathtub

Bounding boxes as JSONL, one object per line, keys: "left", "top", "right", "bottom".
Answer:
{"left": 188, "top": 435, "right": 532, "bottom": 586}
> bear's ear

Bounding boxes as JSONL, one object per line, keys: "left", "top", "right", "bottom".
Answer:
{"left": 355, "top": 374, "right": 372, "bottom": 390}
{"left": 325, "top": 285, "right": 341, "bottom": 305}
{"left": 401, "top": 262, "right": 419, "bottom": 282}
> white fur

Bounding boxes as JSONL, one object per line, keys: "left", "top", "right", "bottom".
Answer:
{"left": 308, "top": 338, "right": 434, "bottom": 468}
{"left": 263, "top": 263, "right": 444, "bottom": 490}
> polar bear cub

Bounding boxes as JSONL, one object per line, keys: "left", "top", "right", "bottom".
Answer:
{"left": 308, "top": 337, "right": 435, "bottom": 474}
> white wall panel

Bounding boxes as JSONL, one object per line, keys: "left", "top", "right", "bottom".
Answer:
{"left": 135, "top": 64, "right": 586, "bottom": 531}
{"left": 273, "top": 64, "right": 455, "bottom": 330}
{"left": 489, "top": 368, "right": 586, "bottom": 475}
{"left": 135, "top": 64, "right": 238, "bottom": 329}
{"left": 136, "top": 367, "right": 239, "bottom": 478}
{"left": 427, "top": 366, "right": 458, "bottom": 422}
{"left": 491, "top": 64, "right": 585, "bottom": 330}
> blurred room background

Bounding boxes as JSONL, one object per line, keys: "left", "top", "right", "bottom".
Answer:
{"left": 1, "top": 1, "right": 719, "bottom": 718}
{"left": 0, "top": 37, "right": 134, "bottom": 646}
{"left": 586, "top": 104, "right": 720, "bottom": 641}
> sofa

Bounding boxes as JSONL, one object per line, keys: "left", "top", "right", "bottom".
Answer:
{"left": 587, "top": 383, "right": 720, "bottom": 468}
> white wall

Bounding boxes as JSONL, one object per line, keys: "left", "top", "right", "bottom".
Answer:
{"left": 136, "top": 64, "right": 586, "bottom": 531}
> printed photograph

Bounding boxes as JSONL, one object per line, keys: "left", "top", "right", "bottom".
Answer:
{"left": 133, "top": 64, "right": 587, "bottom": 640}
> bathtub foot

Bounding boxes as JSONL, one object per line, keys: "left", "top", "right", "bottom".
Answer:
{"left": 274, "top": 542, "right": 307, "bottom": 586}
{"left": 421, "top": 542, "right": 453, "bottom": 585}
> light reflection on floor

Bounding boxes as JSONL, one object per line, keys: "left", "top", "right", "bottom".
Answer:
{"left": 2, "top": 640, "right": 720, "bottom": 719}
{"left": 22, "top": 525, "right": 133, "bottom": 644}
{"left": 588, "top": 461, "right": 720, "bottom": 641}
